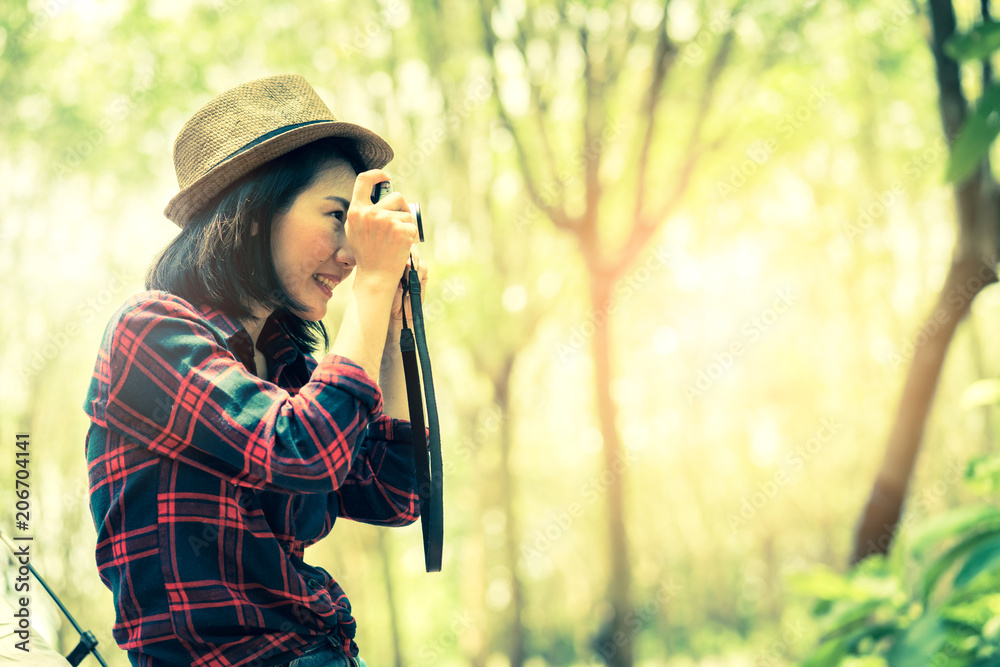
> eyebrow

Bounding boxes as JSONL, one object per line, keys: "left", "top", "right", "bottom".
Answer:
{"left": 324, "top": 196, "right": 350, "bottom": 207}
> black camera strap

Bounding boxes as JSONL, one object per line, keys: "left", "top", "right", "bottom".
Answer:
{"left": 398, "top": 259, "right": 443, "bottom": 572}
{"left": 0, "top": 530, "right": 108, "bottom": 666}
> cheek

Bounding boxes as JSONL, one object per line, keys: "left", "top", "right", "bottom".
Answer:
{"left": 306, "top": 230, "right": 337, "bottom": 264}
{"left": 286, "top": 226, "right": 335, "bottom": 269}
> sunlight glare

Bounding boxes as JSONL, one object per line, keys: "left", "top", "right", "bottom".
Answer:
{"left": 502, "top": 285, "right": 527, "bottom": 312}
{"left": 673, "top": 255, "right": 703, "bottom": 292}
{"left": 667, "top": 0, "right": 699, "bottom": 41}
{"left": 653, "top": 326, "right": 679, "bottom": 355}
{"left": 536, "top": 270, "right": 562, "bottom": 298}
{"left": 730, "top": 241, "right": 764, "bottom": 282}
{"left": 581, "top": 426, "right": 603, "bottom": 455}
{"left": 750, "top": 414, "right": 781, "bottom": 467}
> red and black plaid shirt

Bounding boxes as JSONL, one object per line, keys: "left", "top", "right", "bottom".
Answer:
{"left": 84, "top": 291, "right": 419, "bottom": 666}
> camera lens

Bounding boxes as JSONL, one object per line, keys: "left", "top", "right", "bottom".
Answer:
{"left": 409, "top": 203, "right": 424, "bottom": 242}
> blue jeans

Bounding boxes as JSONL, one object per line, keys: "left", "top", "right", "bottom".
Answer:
{"left": 288, "top": 637, "right": 368, "bottom": 667}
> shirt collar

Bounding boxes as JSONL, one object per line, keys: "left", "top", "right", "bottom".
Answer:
{"left": 195, "top": 303, "right": 312, "bottom": 382}
{"left": 196, "top": 303, "right": 243, "bottom": 340}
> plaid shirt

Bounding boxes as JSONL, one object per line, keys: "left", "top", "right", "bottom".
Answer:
{"left": 84, "top": 291, "right": 420, "bottom": 667}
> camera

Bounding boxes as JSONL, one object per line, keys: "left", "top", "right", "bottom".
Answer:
{"left": 371, "top": 181, "right": 424, "bottom": 242}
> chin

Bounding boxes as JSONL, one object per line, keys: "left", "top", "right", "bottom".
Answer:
{"left": 290, "top": 300, "right": 327, "bottom": 322}
{"left": 301, "top": 306, "right": 327, "bottom": 322}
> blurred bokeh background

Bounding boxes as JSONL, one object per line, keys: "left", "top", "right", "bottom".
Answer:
{"left": 3, "top": 0, "right": 1000, "bottom": 665}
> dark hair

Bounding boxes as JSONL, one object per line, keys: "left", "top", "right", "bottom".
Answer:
{"left": 146, "top": 137, "right": 366, "bottom": 352}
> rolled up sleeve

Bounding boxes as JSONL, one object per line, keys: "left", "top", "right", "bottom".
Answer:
{"left": 99, "top": 296, "right": 383, "bottom": 493}
{"left": 334, "top": 416, "right": 421, "bottom": 526}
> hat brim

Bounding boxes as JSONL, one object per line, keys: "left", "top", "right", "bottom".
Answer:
{"left": 164, "top": 120, "right": 393, "bottom": 227}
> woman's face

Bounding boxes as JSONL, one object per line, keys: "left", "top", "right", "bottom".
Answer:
{"left": 271, "top": 158, "right": 357, "bottom": 321}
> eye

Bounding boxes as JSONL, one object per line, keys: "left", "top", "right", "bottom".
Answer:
{"left": 328, "top": 210, "right": 345, "bottom": 222}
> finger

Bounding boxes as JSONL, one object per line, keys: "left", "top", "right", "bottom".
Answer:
{"left": 406, "top": 248, "right": 428, "bottom": 280}
{"left": 350, "top": 169, "right": 392, "bottom": 208}
{"left": 374, "top": 191, "right": 408, "bottom": 212}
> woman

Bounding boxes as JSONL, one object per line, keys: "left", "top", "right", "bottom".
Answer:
{"left": 84, "top": 74, "right": 426, "bottom": 667}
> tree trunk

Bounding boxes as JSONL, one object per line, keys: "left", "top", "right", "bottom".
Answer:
{"left": 377, "top": 530, "right": 405, "bottom": 667}
{"left": 851, "top": 259, "right": 990, "bottom": 563}
{"left": 850, "top": 0, "right": 999, "bottom": 564}
{"left": 588, "top": 275, "right": 633, "bottom": 667}
{"left": 494, "top": 354, "right": 527, "bottom": 667}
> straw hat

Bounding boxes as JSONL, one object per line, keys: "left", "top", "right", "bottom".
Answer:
{"left": 164, "top": 74, "right": 393, "bottom": 227}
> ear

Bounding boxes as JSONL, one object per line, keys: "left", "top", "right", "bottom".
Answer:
{"left": 251, "top": 222, "right": 259, "bottom": 236}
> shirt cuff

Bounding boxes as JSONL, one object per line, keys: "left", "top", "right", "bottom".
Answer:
{"left": 311, "top": 354, "right": 384, "bottom": 419}
{"left": 368, "top": 415, "right": 430, "bottom": 445}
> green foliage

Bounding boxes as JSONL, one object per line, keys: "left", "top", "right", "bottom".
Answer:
{"left": 798, "top": 526, "right": 1000, "bottom": 665}
{"left": 7, "top": 0, "right": 1000, "bottom": 664}
{"left": 945, "top": 20, "right": 1000, "bottom": 63}
{"left": 943, "top": 83, "right": 1000, "bottom": 184}
{"left": 797, "top": 382, "right": 1000, "bottom": 666}
{"left": 943, "top": 20, "right": 1000, "bottom": 183}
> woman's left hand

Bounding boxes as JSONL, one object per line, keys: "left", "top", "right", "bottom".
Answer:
{"left": 390, "top": 248, "right": 429, "bottom": 323}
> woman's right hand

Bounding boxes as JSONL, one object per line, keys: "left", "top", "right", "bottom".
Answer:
{"left": 346, "top": 169, "right": 420, "bottom": 290}
{"left": 331, "top": 170, "right": 420, "bottom": 381}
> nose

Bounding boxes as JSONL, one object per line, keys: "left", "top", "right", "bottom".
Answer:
{"left": 334, "top": 242, "right": 355, "bottom": 269}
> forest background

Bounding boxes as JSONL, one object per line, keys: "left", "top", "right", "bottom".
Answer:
{"left": 3, "top": 0, "right": 1000, "bottom": 665}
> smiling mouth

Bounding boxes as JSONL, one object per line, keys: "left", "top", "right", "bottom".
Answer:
{"left": 313, "top": 274, "right": 338, "bottom": 290}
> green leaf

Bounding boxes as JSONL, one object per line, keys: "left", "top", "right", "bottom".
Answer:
{"left": 823, "top": 599, "right": 886, "bottom": 639}
{"left": 791, "top": 569, "right": 871, "bottom": 603}
{"left": 845, "top": 621, "right": 901, "bottom": 653}
{"left": 944, "top": 21, "right": 1000, "bottom": 62}
{"left": 908, "top": 506, "right": 1000, "bottom": 556}
{"left": 921, "top": 528, "right": 1000, "bottom": 604}
{"left": 945, "top": 83, "right": 1000, "bottom": 184}
{"left": 964, "top": 455, "right": 1000, "bottom": 495}
{"left": 941, "top": 593, "right": 1000, "bottom": 626}
{"left": 801, "top": 637, "right": 849, "bottom": 667}
{"left": 953, "top": 534, "right": 1000, "bottom": 589}
{"left": 886, "top": 614, "right": 947, "bottom": 665}
{"left": 961, "top": 379, "right": 1000, "bottom": 409}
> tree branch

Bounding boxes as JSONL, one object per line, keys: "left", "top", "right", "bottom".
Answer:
{"left": 611, "top": 18, "right": 736, "bottom": 278}
{"left": 476, "top": 0, "right": 575, "bottom": 232}
{"left": 581, "top": 23, "right": 605, "bottom": 237}
{"left": 632, "top": 3, "right": 675, "bottom": 230}
{"left": 511, "top": 11, "right": 562, "bottom": 214}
